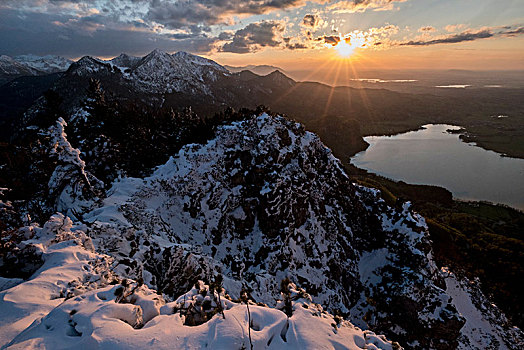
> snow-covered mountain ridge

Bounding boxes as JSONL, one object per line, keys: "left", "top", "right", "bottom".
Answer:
{"left": 0, "top": 50, "right": 228, "bottom": 96}
{"left": 67, "top": 49, "right": 229, "bottom": 95}
{"left": 0, "top": 54, "right": 72, "bottom": 84}
{"left": 2, "top": 113, "right": 522, "bottom": 349}
{"left": 0, "top": 55, "right": 41, "bottom": 76}
{"left": 13, "top": 55, "right": 72, "bottom": 74}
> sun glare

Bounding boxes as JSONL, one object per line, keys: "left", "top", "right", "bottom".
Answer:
{"left": 328, "top": 32, "right": 373, "bottom": 59}
{"left": 334, "top": 40, "right": 355, "bottom": 58}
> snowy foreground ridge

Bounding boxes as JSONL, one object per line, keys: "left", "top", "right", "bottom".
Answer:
{"left": 0, "top": 214, "right": 394, "bottom": 349}
{"left": 1, "top": 114, "right": 522, "bottom": 349}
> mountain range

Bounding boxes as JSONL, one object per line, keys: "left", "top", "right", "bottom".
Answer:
{"left": 0, "top": 54, "right": 72, "bottom": 85}
{"left": 0, "top": 50, "right": 464, "bottom": 157}
{"left": 0, "top": 49, "right": 523, "bottom": 349}
{"left": 224, "top": 64, "right": 285, "bottom": 76}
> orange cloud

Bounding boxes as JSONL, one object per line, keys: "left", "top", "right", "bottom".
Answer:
{"left": 328, "top": 0, "right": 408, "bottom": 13}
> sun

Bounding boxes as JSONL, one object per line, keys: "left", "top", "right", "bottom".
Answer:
{"left": 334, "top": 40, "right": 355, "bottom": 58}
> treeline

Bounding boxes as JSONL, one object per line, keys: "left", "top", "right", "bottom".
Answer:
{"left": 349, "top": 165, "right": 524, "bottom": 329}
{"left": 71, "top": 79, "right": 276, "bottom": 183}
{"left": 0, "top": 78, "right": 271, "bottom": 229}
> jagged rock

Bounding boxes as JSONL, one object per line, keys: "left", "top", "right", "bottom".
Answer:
{"left": 82, "top": 113, "right": 487, "bottom": 348}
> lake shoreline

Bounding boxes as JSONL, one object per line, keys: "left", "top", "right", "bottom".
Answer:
{"left": 351, "top": 163, "right": 524, "bottom": 214}
{"left": 351, "top": 124, "right": 524, "bottom": 211}
{"left": 360, "top": 123, "right": 524, "bottom": 160}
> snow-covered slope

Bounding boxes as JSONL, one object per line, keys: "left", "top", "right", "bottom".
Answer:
{"left": 0, "top": 214, "right": 397, "bottom": 350}
{"left": 0, "top": 55, "right": 41, "bottom": 76}
{"left": 78, "top": 114, "right": 519, "bottom": 348}
{"left": 1, "top": 113, "right": 522, "bottom": 349}
{"left": 128, "top": 49, "right": 229, "bottom": 94}
{"left": 108, "top": 53, "right": 141, "bottom": 70}
{"left": 0, "top": 54, "right": 71, "bottom": 84}
{"left": 13, "top": 55, "right": 72, "bottom": 74}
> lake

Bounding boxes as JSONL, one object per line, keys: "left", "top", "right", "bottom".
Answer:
{"left": 350, "top": 124, "right": 524, "bottom": 210}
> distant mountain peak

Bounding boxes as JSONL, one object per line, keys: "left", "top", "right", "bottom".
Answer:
{"left": 146, "top": 48, "right": 173, "bottom": 59}
{"left": 225, "top": 64, "right": 286, "bottom": 76}
{"left": 0, "top": 55, "right": 15, "bottom": 62}
{"left": 172, "top": 50, "right": 191, "bottom": 57}
{"left": 139, "top": 49, "right": 172, "bottom": 65}
{"left": 263, "top": 69, "right": 295, "bottom": 86}
{"left": 113, "top": 53, "right": 136, "bottom": 60}
{"left": 150, "top": 48, "right": 169, "bottom": 55}
{"left": 0, "top": 54, "right": 42, "bottom": 80}
{"left": 67, "top": 55, "right": 114, "bottom": 77}
{"left": 109, "top": 53, "right": 140, "bottom": 69}
{"left": 13, "top": 54, "right": 72, "bottom": 73}
{"left": 267, "top": 69, "right": 286, "bottom": 76}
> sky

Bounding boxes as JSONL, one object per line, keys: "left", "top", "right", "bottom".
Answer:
{"left": 1, "top": 0, "right": 524, "bottom": 72}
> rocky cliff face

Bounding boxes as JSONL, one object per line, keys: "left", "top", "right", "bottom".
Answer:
{"left": 75, "top": 113, "right": 516, "bottom": 349}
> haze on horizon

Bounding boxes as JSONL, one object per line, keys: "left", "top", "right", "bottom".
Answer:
{"left": 1, "top": 0, "right": 524, "bottom": 75}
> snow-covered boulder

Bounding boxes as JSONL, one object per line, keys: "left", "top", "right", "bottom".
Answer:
{"left": 1, "top": 214, "right": 397, "bottom": 349}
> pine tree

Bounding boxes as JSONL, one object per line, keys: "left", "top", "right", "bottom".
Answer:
{"left": 83, "top": 78, "right": 107, "bottom": 134}
{"left": 240, "top": 287, "right": 253, "bottom": 350}
{"left": 210, "top": 274, "right": 225, "bottom": 319}
{"left": 280, "top": 278, "right": 293, "bottom": 317}
{"left": 36, "top": 89, "right": 63, "bottom": 128}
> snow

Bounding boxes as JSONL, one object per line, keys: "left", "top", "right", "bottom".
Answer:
{"left": 3, "top": 109, "right": 523, "bottom": 348}
{"left": 64, "top": 49, "right": 229, "bottom": 95}
{"left": 358, "top": 248, "right": 389, "bottom": 286}
{"left": 13, "top": 55, "right": 72, "bottom": 73}
{"left": 0, "top": 55, "right": 41, "bottom": 76}
{"left": 47, "top": 118, "right": 96, "bottom": 217}
{"left": 1, "top": 214, "right": 395, "bottom": 349}
{"left": 122, "top": 49, "right": 228, "bottom": 95}
{"left": 7, "top": 292, "right": 392, "bottom": 349}
{"left": 0, "top": 277, "right": 23, "bottom": 292}
{"left": 0, "top": 214, "right": 100, "bottom": 347}
{"left": 0, "top": 54, "right": 71, "bottom": 79}
{"left": 442, "top": 267, "right": 523, "bottom": 349}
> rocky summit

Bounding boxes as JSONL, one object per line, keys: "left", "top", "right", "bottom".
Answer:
{"left": 2, "top": 108, "right": 522, "bottom": 349}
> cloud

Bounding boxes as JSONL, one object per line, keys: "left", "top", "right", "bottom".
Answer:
{"left": 0, "top": 8, "right": 217, "bottom": 57}
{"left": 145, "top": 0, "right": 325, "bottom": 30}
{"left": 400, "top": 29, "right": 493, "bottom": 46}
{"left": 502, "top": 26, "right": 524, "bottom": 36}
{"left": 285, "top": 41, "right": 309, "bottom": 49}
{"left": 418, "top": 26, "right": 435, "bottom": 32}
{"left": 2, "top": 0, "right": 325, "bottom": 34}
{"left": 328, "top": 0, "right": 407, "bottom": 13}
{"left": 2, "top": 0, "right": 523, "bottom": 58}
{"left": 302, "top": 14, "right": 323, "bottom": 30}
{"left": 320, "top": 35, "right": 341, "bottom": 45}
{"left": 218, "top": 31, "right": 234, "bottom": 41}
{"left": 220, "top": 21, "right": 286, "bottom": 53}
{"left": 399, "top": 25, "right": 524, "bottom": 46}
{"left": 318, "top": 25, "right": 399, "bottom": 49}
{"left": 445, "top": 24, "right": 466, "bottom": 32}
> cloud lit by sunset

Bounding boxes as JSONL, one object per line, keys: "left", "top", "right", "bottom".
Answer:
{"left": 1, "top": 0, "right": 523, "bottom": 71}
{"left": 1, "top": 1, "right": 524, "bottom": 348}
